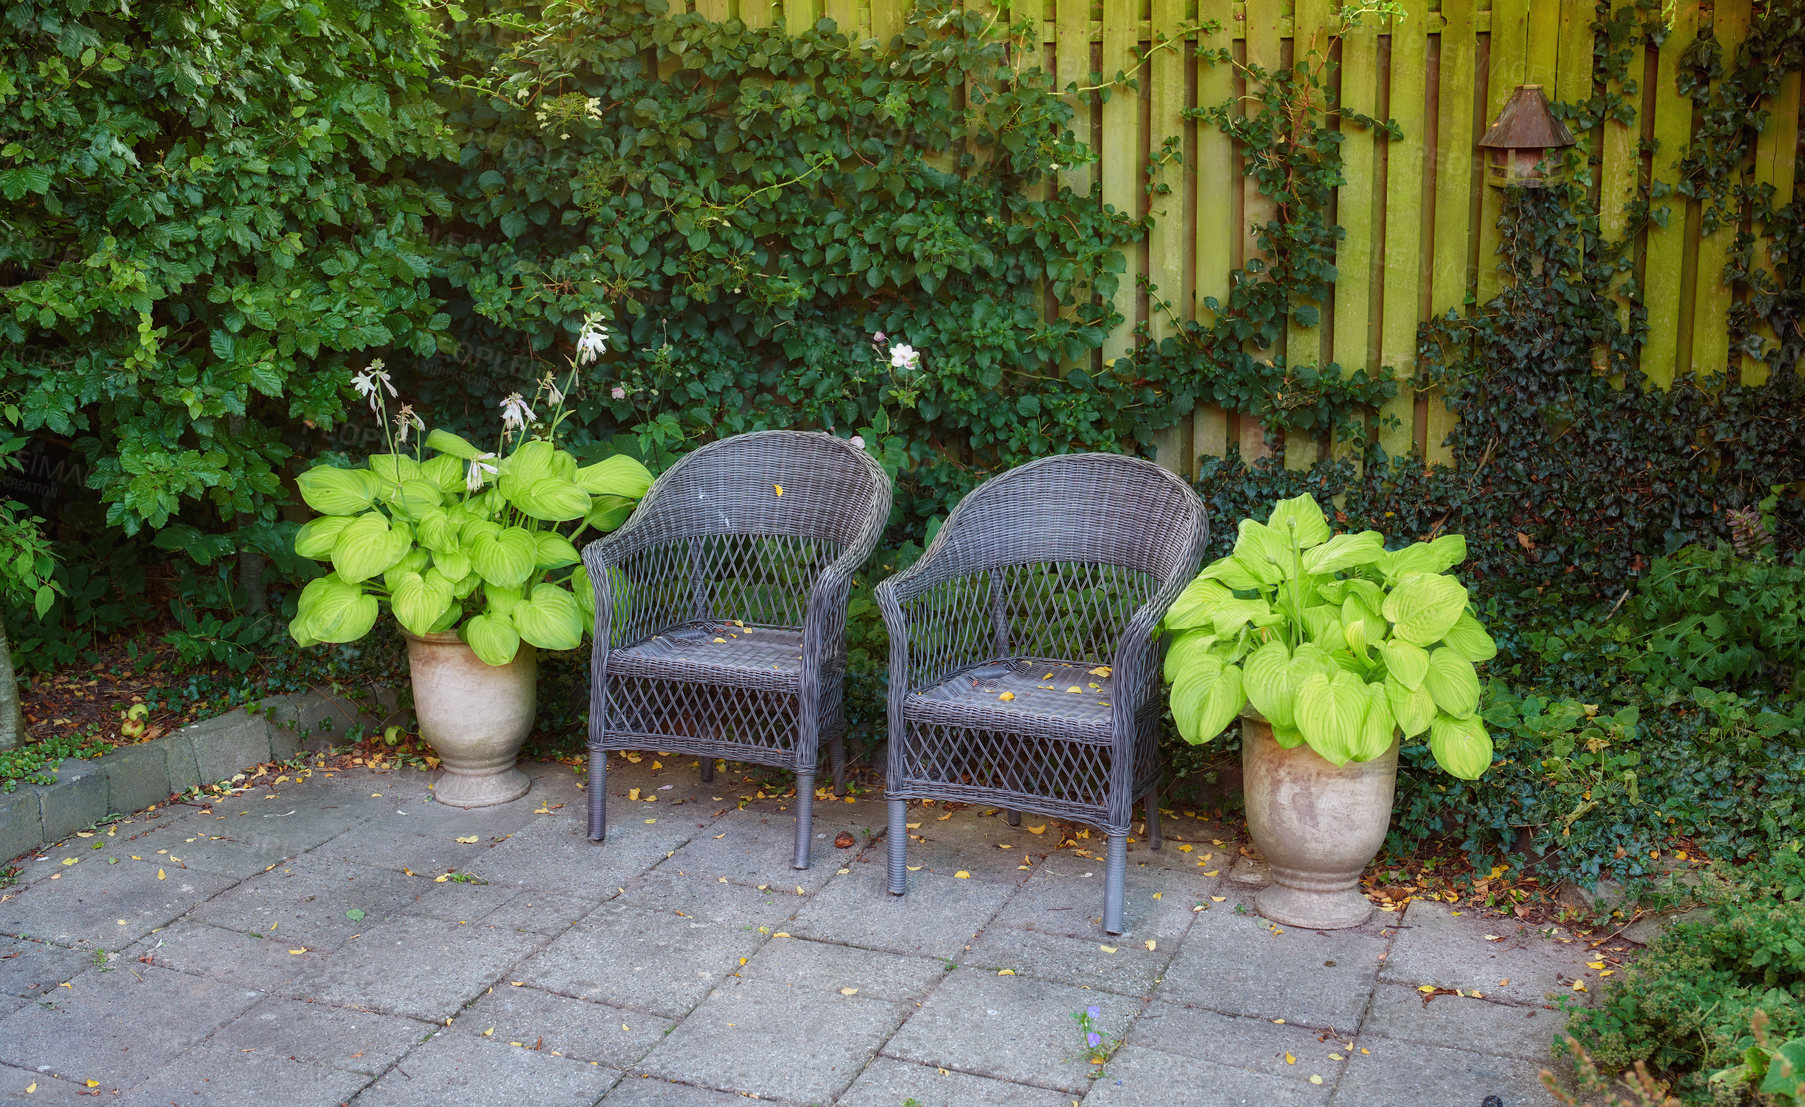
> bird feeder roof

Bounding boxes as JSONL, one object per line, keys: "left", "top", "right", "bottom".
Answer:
{"left": 1478, "top": 85, "right": 1577, "bottom": 149}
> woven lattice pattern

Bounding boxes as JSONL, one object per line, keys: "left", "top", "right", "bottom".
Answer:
{"left": 583, "top": 431, "right": 890, "bottom": 868}
{"left": 877, "top": 452, "right": 1208, "bottom": 933}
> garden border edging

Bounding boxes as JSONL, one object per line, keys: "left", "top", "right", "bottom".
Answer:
{"left": 2, "top": 684, "right": 404, "bottom": 866}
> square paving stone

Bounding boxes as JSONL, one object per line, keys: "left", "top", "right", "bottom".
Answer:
{"left": 650, "top": 809, "right": 859, "bottom": 892}
{"left": 458, "top": 985, "right": 675, "bottom": 1068}
{"left": 0, "top": 1066, "right": 95, "bottom": 1105}
{"left": 515, "top": 906, "right": 765, "bottom": 1019}
{"left": 1154, "top": 908, "right": 1386, "bottom": 1031}
{"left": 788, "top": 863, "right": 1012, "bottom": 960}
{"left": 288, "top": 915, "right": 547, "bottom": 1022}
{"left": 962, "top": 925, "right": 1171, "bottom": 996}
{"left": 889, "top": 805, "right": 1048, "bottom": 884}
{"left": 1360, "top": 983, "right": 1568, "bottom": 1062}
{"left": 605, "top": 869, "right": 804, "bottom": 928}
{"left": 0, "top": 964, "right": 262, "bottom": 1088}
{"left": 199, "top": 994, "right": 431, "bottom": 1075}
{"left": 0, "top": 938, "right": 91, "bottom": 999}
{"left": 881, "top": 967, "right": 1142, "bottom": 1094}
{"left": 353, "top": 1029, "right": 619, "bottom": 1107}
{"left": 463, "top": 811, "right": 693, "bottom": 899}
{"left": 739, "top": 935, "right": 948, "bottom": 1002}
{"left": 117, "top": 819, "right": 295, "bottom": 881}
{"left": 1379, "top": 900, "right": 1598, "bottom": 1006}
{"left": 482, "top": 891, "right": 605, "bottom": 935}
{"left": 1333, "top": 1035, "right": 1560, "bottom": 1107}
{"left": 838, "top": 1056, "right": 1073, "bottom": 1107}
{"left": 120, "top": 1040, "right": 372, "bottom": 1107}
{"left": 398, "top": 879, "right": 522, "bottom": 927}
{"left": 1126, "top": 1000, "right": 1353, "bottom": 1080}
{"left": 1079, "top": 1044, "right": 1334, "bottom": 1107}
{"left": 636, "top": 975, "right": 906, "bottom": 1103}
{"left": 0, "top": 857, "right": 235, "bottom": 950}
{"left": 187, "top": 857, "right": 424, "bottom": 948}
{"left": 135, "top": 921, "right": 342, "bottom": 994}
{"left": 598, "top": 1076, "right": 750, "bottom": 1105}
{"left": 990, "top": 849, "right": 1217, "bottom": 941}
{"left": 307, "top": 817, "right": 491, "bottom": 875}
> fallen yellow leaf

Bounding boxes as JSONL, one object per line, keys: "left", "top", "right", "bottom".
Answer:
{"left": 1572, "top": 980, "right": 1587, "bottom": 992}
{"left": 25, "top": 1081, "right": 34, "bottom": 1093}
{"left": 839, "top": 987, "right": 858, "bottom": 995}
{"left": 1026, "top": 825, "right": 1045, "bottom": 834}
{"left": 483, "top": 1027, "right": 494, "bottom": 1037}
{"left": 628, "top": 788, "right": 641, "bottom": 801}
{"left": 455, "top": 836, "right": 479, "bottom": 844}
{"left": 85, "top": 1081, "right": 98, "bottom": 1089}
{"left": 435, "top": 874, "right": 450, "bottom": 883}
{"left": 773, "top": 484, "right": 783, "bottom": 496}
{"left": 1285, "top": 1053, "right": 1295, "bottom": 1064}
{"left": 1211, "top": 895, "right": 1226, "bottom": 902}
{"left": 1178, "top": 844, "right": 1193, "bottom": 853}
{"left": 288, "top": 948, "right": 307, "bottom": 955}
{"left": 1145, "top": 940, "right": 1156, "bottom": 951}
{"left": 907, "top": 865, "right": 922, "bottom": 871}
{"left": 1418, "top": 985, "right": 1436, "bottom": 993}
{"left": 60, "top": 858, "right": 77, "bottom": 867}
{"left": 1099, "top": 945, "right": 1118, "bottom": 954}
{"left": 997, "top": 969, "right": 1015, "bottom": 975}
{"left": 1310, "top": 1074, "right": 1323, "bottom": 1085}
{"left": 157, "top": 869, "right": 166, "bottom": 880}
{"left": 1065, "top": 686, "right": 1082, "bottom": 693}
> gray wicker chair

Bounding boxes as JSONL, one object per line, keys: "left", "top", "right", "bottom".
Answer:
{"left": 876, "top": 453, "right": 1208, "bottom": 933}
{"left": 582, "top": 430, "right": 891, "bottom": 869}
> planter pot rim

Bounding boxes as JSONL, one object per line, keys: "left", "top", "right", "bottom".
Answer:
{"left": 400, "top": 628, "right": 463, "bottom": 645}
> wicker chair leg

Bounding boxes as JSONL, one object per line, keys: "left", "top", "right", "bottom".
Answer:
{"left": 830, "top": 738, "right": 846, "bottom": 796}
{"left": 1006, "top": 809, "right": 1021, "bottom": 827}
{"left": 1103, "top": 832, "right": 1128, "bottom": 935}
{"left": 587, "top": 750, "right": 607, "bottom": 843}
{"left": 887, "top": 799, "right": 908, "bottom": 895}
{"left": 1145, "top": 788, "right": 1163, "bottom": 850}
{"left": 792, "top": 772, "right": 816, "bottom": 870}
{"left": 700, "top": 758, "right": 714, "bottom": 784}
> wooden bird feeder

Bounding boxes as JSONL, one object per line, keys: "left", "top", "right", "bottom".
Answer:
{"left": 1478, "top": 85, "right": 1576, "bottom": 188}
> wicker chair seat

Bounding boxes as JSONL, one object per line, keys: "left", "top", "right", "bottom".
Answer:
{"left": 906, "top": 658, "right": 1116, "bottom": 742}
{"left": 608, "top": 621, "right": 807, "bottom": 690}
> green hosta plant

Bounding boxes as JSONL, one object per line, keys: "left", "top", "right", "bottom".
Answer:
{"left": 288, "top": 316, "right": 652, "bottom": 666}
{"left": 1162, "top": 493, "right": 1497, "bottom": 779}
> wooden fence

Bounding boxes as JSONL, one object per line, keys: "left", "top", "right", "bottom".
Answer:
{"left": 687, "top": 0, "right": 1804, "bottom": 472}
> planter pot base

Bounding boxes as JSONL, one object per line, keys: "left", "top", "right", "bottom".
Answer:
{"left": 433, "top": 766, "right": 531, "bottom": 809}
{"left": 1255, "top": 881, "right": 1373, "bottom": 930}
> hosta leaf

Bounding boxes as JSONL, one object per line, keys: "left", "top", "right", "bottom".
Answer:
{"left": 470, "top": 527, "right": 537, "bottom": 588}
{"left": 1165, "top": 577, "right": 1234, "bottom": 630}
{"left": 1270, "top": 723, "right": 1307, "bottom": 749}
{"left": 1350, "top": 683, "right": 1397, "bottom": 762}
{"left": 1379, "top": 534, "right": 1468, "bottom": 581}
{"left": 425, "top": 428, "right": 481, "bottom": 460}
{"left": 1302, "top": 531, "right": 1385, "bottom": 575}
{"left": 1438, "top": 611, "right": 1498, "bottom": 663}
{"left": 417, "top": 510, "right": 460, "bottom": 553}
{"left": 1294, "top": 670, "right": 1370, "bottom": 766}
{"left": 1428, "top": 713, "right": 1494, "bottom": 779}
{"left": 1232, "top": 519, "right": 1291, "bottom": 581}
{"left": 1266, "top": 493, "right": 1331, "bottom": 548}
{"left": 1163, "top": 629, "right": 1221, "bottom": 683}
{"left": 1198, "top": 556, "right": 1263, "bottom": 591}
{"left": 509, "top": 477, "right": 592, "bottom": 522}
{"left": 1424, "top": 647, "right": 1481, "bottom": 718}
{"left": 1386, "top": 674, "right": 1436, "bottom": 738}
{"left": 382, "top": 548, "right": 429, "bottom": 589}
{"left": 1382, "top": 572, "right": 1469, "bottom": 646}
{"left": 1380, "top": 640, "right": 1430, "bottom": 690}
{"left": 499, "top": 439, "right": 557, "bottom": 487}
{"left": 510, "top": 583, "right": 584, "bottom": 651}
{"left": 294, "top": 574, "right": 378, "bottom": 644}
{"left": 368, "top": 454, "right": 421, "bottom": 486}
{"left": 294, "top": 516, "right": 352, "bottom": 560}
{"left": 534, "top": 532, "right": 580, "bottom": 568}
{"left": 390, "top": 569, "right": 454, "bottom": 638}
{"left": 1318, "top": 577, "right": 1385, "bottom": 608}
{"left": 571, "top": 564, "right": 596, "bottom": 628}
{"left": 575, "top": 455, "right": 654, "bottom": 498}
{"left": 1172, "top": 661, "right": 1243, "bottom": 745}
{"left": 331, "top": 512, "right": 412, "bottom": 583}
{"left": 1300, "top": 605, "right": 1344, "bottom": 649}
{"left": 1211, "top": 596, "right": 1272, "bottom": 635}
{"left": 586, "top": 495, "right": 637, "bottom": 533}
{"left": 296, "top": 465, "right": 376, "bottom": 515}
{"left": 483, "top": 583, "right": 523, "bottom": 616}
{"left": 381, "top": 478, "right": 443, "bottom": 519}
{"left": 433, "top": 548, "right": 471, "bottom": 582}
{"left": 1243, "top": 639, "right": 1296, "bottom": 730}
{"left": 463, "top": 612, "right": 521, "bottom": 666}
{"left": 420, "top": 453, "right": 465, "bottom": 494}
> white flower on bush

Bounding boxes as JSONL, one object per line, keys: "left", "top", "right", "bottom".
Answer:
{"left": 611, "top": 385, "right": 627, "bottom": 400}
{"left": 465, "top": 452, "right": 498, "bottom": 492}
{"left": 889, "top": 343, "right": 920, "bottom": 371}
{"left": 499, "top": 392, "right": 536, "bottom": 433}
{"left": 850, "top": 435, "right": 865, "bottom": 450}
{"left": 351, "top": 360, "right": 396, "bottom": 411}
{"left": 576, "top": 316, "right": 609, "bottom": 364}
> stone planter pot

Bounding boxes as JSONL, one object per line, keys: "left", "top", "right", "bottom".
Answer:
{"left": 1241, "top": 708, "right": 1398, "bottom": 930}
{"left": 404, "top": 630, "right": 536, "bottom": 809}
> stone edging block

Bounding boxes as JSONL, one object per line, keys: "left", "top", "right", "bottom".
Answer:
{"left": 3, "top": 683, "right": 403, "bottom": 867}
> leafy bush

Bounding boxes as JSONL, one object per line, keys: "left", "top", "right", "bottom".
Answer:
{"left": 1561, "top": 847, "right": 1805, "bottom": 1104}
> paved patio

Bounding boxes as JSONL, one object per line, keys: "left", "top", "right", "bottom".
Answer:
{"left": 0, "top": 756, "right": 1599, "bottom": 1105}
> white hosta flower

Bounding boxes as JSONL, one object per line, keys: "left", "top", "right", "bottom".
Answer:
{"left": 547, "top": 381, "right": 564, "bottom": 405}
{"left": 499, "top": 392, "right": 536, "bottom": 433}
{"left": 351, "top": 360, "right": 396, "bottom": 411}
{"left": 394, "top": 404, "right": 424, "bottom": 445}
{"left": 466, "top": 452, "right": 498, "bottom": 492}
{"left": 888, "top": 343, "right": 921, "bottom": 371}
{"left": 576, "top": 317, "right": 609, "bottom": 364}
